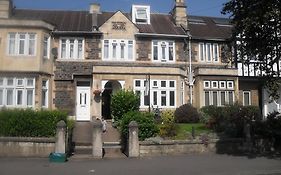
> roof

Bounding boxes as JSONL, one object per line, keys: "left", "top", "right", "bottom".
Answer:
{"left": 11, "top": 9, "right": 232, "bottom": 39}
{"left": 189, "top": 15, "right": 233, "bottom": 40}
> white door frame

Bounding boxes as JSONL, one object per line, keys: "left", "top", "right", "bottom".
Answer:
{"left": 76, "top": 86, "right": 91, "bottom": 121}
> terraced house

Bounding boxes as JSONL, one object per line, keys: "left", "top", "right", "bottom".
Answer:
{"left": 0, "top": 0, "right": 279, "bottom": 121}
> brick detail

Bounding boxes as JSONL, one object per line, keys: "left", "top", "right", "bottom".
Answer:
{"left": 85, "top": 38, "right": 101, "bottom": 60}
{"left": 54, "top": 62, "right": 94, "bottom": 80}
{"left": 136, "top": 39, "right": 151, "bottom": 61}
{"left": 53, "top": 81, "right": 75, "bottom": 115}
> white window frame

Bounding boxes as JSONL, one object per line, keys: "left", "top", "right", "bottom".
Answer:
{"left": 59, "top": 38, "right": 84, "bottom": 60}
{"left": 227, "top": 81, "right": 234, "bottom": 89}
{"left": 42, "top": 80, "right": 49, "bottom": 108}
{"left": 43, "top": 35, "right": 50, "bottom": 59}
{"left": 211, "top": 81, "right": 218, "bottom": 89}
{"left": 132, "top": 5, "right": 150, "bottom": 24}
{"left": 102, "top": 39, "right": 135, "bottom": 61}
{"left": 134, "top": 79, "right": 176, "bottom": 108}
{"left": 198, "top": 43, "right": 220, "bottom": 63}
{"left": 152, "top": 40, "right": 175, "bottom": 63}
{"left": 7, "top": 33, "right": 37, "bottom": 56}
{"left": 203, "top": 81, "right": 210, "bottom": 89}
{"left": 0, "top": 77, "right": 35, "bottom": 108}
{"left": 243, "top": 91, "right": 251, "bottom": 106}
{"left": 219, "top": 81, "right": 226, "bottom": 89}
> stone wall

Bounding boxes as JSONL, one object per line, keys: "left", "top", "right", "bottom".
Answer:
{"left": 85, "top": 38, "right": 101, "bottom": 60}
{"left": 54, "top": 61, "right": 94, "bottom": 80}
{"left": 139, "top": 139, "right": 244, "bottom": 157}
{"left": 0, "top": 137, "right": 55, "bottom": 157}
{"left": 53, "top": 81, "right": 75, "bottom": 115}
{"left": 136, "top": 39, "right": 151, "bottom": 61}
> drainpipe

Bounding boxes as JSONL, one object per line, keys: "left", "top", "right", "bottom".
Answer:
{"left": 188, "top": 36, "right": 193, "bottom": 105}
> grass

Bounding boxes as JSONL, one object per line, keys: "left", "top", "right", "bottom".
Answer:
{"left": 174, "top": 123, "right": 212, "bottom": 140}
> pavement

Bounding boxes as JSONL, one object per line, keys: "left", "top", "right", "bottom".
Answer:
{"left": 0, "top": 154, "right": 280, "bottom": 175}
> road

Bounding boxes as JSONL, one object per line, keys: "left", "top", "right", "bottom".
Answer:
{"left": 0, "top": 154, "right": 280, "bottom": 175}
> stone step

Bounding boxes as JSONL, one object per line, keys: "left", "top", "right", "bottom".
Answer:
{"left": 103, "top": 142, "right": 122, "bottom": 149}
{"left": 74, "top": 145, "right": 92, "bottom": 155}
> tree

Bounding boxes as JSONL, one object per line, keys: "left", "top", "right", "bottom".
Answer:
{"left": 222, "top": 0, "right": 281, "bottom": 99}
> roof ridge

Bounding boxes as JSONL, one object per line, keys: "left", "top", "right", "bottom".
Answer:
{"left": 15, "top": 8, "right": 88, "bottom": 13}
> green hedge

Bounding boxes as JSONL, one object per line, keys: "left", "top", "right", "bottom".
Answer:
{"left": 120, "top": 111, "right": 159, "bottom": 141}
{"left": 0, "top": 108, "right": 68, "bottom": 137}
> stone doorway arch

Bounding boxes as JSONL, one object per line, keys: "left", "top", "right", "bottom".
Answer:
{"left": 102, "top": 80, "right": 123, "bottom": 119}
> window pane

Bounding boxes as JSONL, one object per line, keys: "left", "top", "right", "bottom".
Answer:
{"left": 78, "top": 40, "right": 83, "bottom": 59}
{"left": 161, "top": 91, "right": 166, "bottom": 106}
{"left": 161, "top": 44, "right": 166, "bottom": 60}
{"left": 205, "top": 91, "right": 210, "bottom": 106}
{"left": 244, "top": 92, "right": 250, "bottom": 106}
{"left": 17, "top": 90, "right": 23, "bottom": 105}
{"left": 170, "top": 91, "right": 175, "bottom": 106}
{"left": 161, "top": 81, "right": 166, "bottom": 87}
{"left": 200, "top": 43, "right": 204, "bottom": 61}
{"left": 69, "top": 40, "right": 74, "bottom": 58}
{"left": 135, "top": 91, "right": 141, "bottom": 106}
{"left": 206, "top": 43, "right": 211, "bottom": 62}
{"left": 144, "top": 94, "right": 149, "bottom": 106}
{"left": 112, "top": 42, "right": 117, "bottom": 59}
{"left": 136, "top": 8, "right": 147, "bottom": 19}
{"left": 9, "top": 33, "right": 16, "bottom": 55}
{"left": 28, "top": 34, "right": 35, "bottom": 55}
{"left": 135, "top": 80, "right": 141, "bottom": 87}
{"left": 229, "top": 91, "right": 234, "bottom": 105}
{"left": 19, "top": 34, "right": 26, "bottom": 55}
{"left": 27, "top": 79, "right": 34, "bottom": 87}
{"left": 27, "top": 90, "right": 33, "bottom": 106}
{"left": 221, "top": 91, "right": 226, "bottom": 106}
{"left": 61, "top": 39, "right": 66, "bottom": 58}
{"left": 169, "top": 42, "right": 174, "bottom": 61}
{"left": 213, "top": 91, "right": 218, "bottom": 106}
{"left": 128, "top": 41, "right": 133, "bottom": 60}
{"left": 213, "top": 44, "right": 218, "bottom": 61}
{"left": 170, "top": 81, "right": 175, "bottom": 88}
{"left": 0, "top": 89, "right": 3, "bottom": 105}
{"left": 153, "top": 42, "right": 158, "bottom": 60}
{"left": 153, "top": 91, "right": 157, "bottom": 105}
{"left": 7, "top": 89, "right": 14, "bottom": 105}
{"left": 7, "top": 78, "right": 14, "bottom": 86}
{"left": 104, "top": 40, "right": 109, "bottom": 59}
{"left": 43, "top": 36, "right": 48, "bottom": 57}
{"left": 42, "top": 90, "right": 46, "bottom": 107}
{"left": 120, "top": 43, "right": 125, "bottom": 59}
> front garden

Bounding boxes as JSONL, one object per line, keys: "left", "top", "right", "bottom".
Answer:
{"left": 111, "top": 90, "right": 281, "bottom": 152}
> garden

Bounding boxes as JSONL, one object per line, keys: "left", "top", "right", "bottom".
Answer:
{"left": 111, "top": 90, "right": 281, "bottom": 152}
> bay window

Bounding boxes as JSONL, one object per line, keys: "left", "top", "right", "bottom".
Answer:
{"left": 134, "top": 79, "right": 176, "bottom": 108}
{"left": 43, "top": 36, "right": 50, "bottom": 59}
{"left": 0, "top": 77, "right": 35, "bottom": 108}
{"left": 7, "top": 33, "right": 37, "bottom": 56}
{"left": 203, "top": 80, "right": 235, "bottom": 106}
{"left": 59, "top": 38, "right": 84, "bottom": 59}
{"left": 152, "top": 40, "right": 175, "bottom": 63}
{"left": 103, "top": 39, "right": 134, "bottom": 61}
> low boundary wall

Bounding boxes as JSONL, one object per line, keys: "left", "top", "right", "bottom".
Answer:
{"left": 0, "top": 137, "right": 55, "bottom": 157}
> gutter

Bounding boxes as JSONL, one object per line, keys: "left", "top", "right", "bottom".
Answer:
{"left": 135, "top": 33, "right": 189, "bottom": 38}
{"left": 52, "top": 31, "right": 102, "bottom": 35}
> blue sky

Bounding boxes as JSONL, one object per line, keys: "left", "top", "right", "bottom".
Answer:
{"left": 13, "top": 0, "right": 229, "bottom": 18}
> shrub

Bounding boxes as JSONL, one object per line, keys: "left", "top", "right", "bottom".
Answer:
{"left": 111, "top": 90, "right": 140, "bottom": 124}
{"left": 120, "top": 111, "right": 159, "bottom": 141}
{"left": 174, "top": 104, "right": 200, "bottom": 123}
{"left": 0, "top": 108, "right": 68, "bottom": 137}
{"left": 159, "top": 110, "right": 177, "bottom": 138}
{"left": 200, "top": 105, "right": 262, "bottom": 137}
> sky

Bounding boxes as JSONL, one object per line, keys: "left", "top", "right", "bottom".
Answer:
{"left": 13, "top": 0, "right": 229, "bottom": 18}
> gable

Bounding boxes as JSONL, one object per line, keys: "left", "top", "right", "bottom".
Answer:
{"left": 99, "top": 11, "right": 139, "bottom": 39}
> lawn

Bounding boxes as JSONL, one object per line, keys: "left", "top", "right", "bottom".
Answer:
{"left": 174, "top": 123, "right": 211, "bottom": 140}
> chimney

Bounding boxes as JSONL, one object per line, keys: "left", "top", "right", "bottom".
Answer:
{"left": 171, "top": 0, "right": 188, "bottom": 30}
{"left": 89, "top": 3, "right": 100, "bottom": 31}
{"left": 0, "top": 0, "right": 13, "bottom": 19}
{"left": 89, "top": 3, "right": 100, "bottom": 14}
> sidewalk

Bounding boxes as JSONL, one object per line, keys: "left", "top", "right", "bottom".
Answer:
{"left": 0, "top": 154, "right": 280, "bottom": 175}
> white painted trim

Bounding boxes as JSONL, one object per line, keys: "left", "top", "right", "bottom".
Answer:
{"left": 132, "top": 5, "right": 150, "bottom": 24}
{"left": 102, "top": 39, "right": 135, "bottom": 61}
{"left": 151, "top": 40, "right": 175, "bottom": 63}
{"left": 59, "top": 37, "right": 84, "bottom": 60}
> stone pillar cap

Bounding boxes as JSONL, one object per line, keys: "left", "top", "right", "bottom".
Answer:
{"left": 56, "top": 120, "right": 66, "bottom": 128}
{"left": 129, "top": 121, "right": 138, "bottom": 127}
{"left": 93, "top": 119, "right": 103, "bottom": 127}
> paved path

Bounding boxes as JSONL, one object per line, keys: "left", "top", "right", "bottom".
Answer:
{"left": 0, "top": 154, "right": 280, "bottom": 175}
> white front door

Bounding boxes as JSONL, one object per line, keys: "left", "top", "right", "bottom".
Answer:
{"left": 76, "top": 87, "right": 91, "bottom": 121}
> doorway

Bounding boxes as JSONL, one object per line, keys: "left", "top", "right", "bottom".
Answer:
{"left": 102, "top": 80, "right": 122, "bottom": 119}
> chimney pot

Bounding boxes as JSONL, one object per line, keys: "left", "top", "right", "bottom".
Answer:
{"left": 89, "top": 3, "right": 100, "bottom": 14}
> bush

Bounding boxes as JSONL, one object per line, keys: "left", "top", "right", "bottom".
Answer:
{"left": 111, "top": 90, "right": 140, "bottom": 124}
{"left": 0, "top": 108, "right": 68, "bottom": 137}
{"left": 200, "top": 105, "right": 262, "bottom": 137}
{"left": 159, "top": 110, "right": 177, "bottom": 138}
{"left": 120, "top": 111, "right": 159, "bottom": 141}
{"left": 174, "top": 104, "right": 200, "bottom": 123}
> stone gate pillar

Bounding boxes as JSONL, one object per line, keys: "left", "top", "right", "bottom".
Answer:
{"left": 55, "top": 120, "right": 66, "bottom": 154}
{"left": 92, "top": 119, "right": 103, "bottom": 158}
{"left": 128, "top": 121, "right": 139, "bottom": 158}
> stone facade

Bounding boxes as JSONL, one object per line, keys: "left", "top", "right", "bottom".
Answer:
{"left": 85, "top": 37, "right": 102, "bottom": 60}
{"left": 54, "top": 62, "right": 94, "bottom": 80}
{"left": 136, "top": 39, "right": 151, "bottom": 61}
